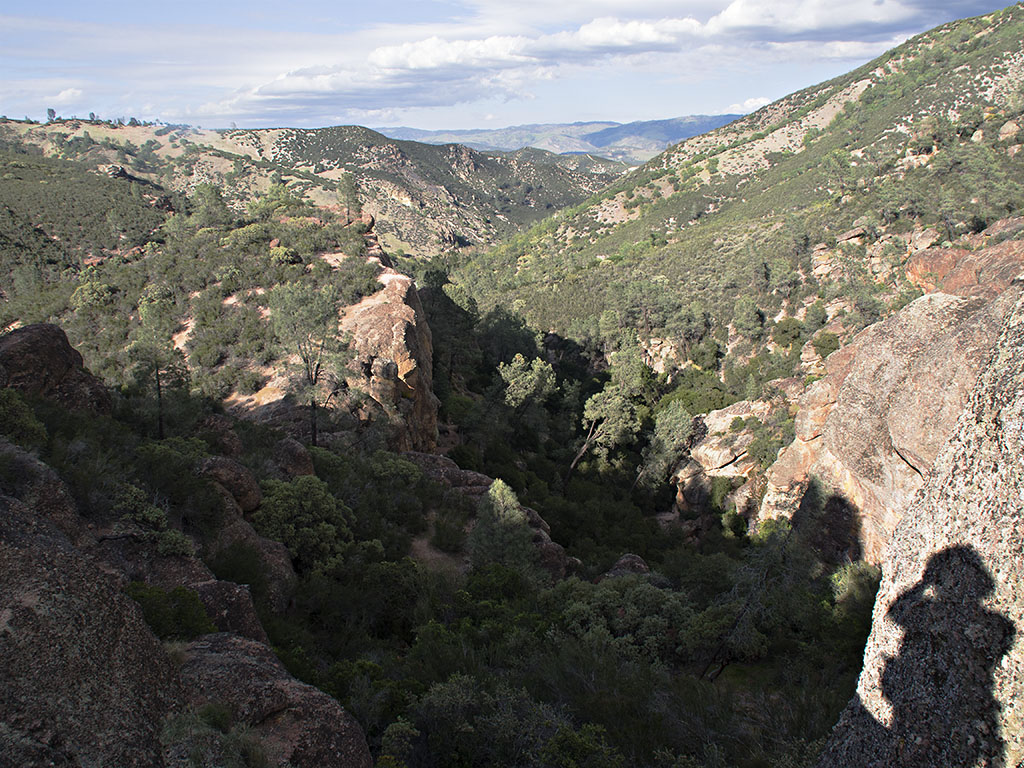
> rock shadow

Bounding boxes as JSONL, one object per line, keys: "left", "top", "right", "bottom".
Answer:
{"left": 791, "top": 479, "right": 863, "bottom": 564}
{"left": 818, "top": 544, "right": 1015, "bottom": 767}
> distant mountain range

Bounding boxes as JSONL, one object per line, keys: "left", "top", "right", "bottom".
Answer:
{"left": 376, "top": 115, "right": 743, "bottom": 164}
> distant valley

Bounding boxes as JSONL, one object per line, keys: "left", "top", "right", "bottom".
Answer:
{"left": 377, "top": 114, "right": 742, "bottom": 163}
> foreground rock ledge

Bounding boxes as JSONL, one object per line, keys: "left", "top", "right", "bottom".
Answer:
{"left": 816, "top": 283, "right": 1024, "bottom": 767}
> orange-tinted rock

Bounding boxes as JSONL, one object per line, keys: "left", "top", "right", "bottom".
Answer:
{"left": 342, "top": 269, "right": 439, "bottom": 452}
{"left": 817, "top": 282, "right": 1024, "bottom": 768}
{"left": 905, "top": 239, "right": 1024, "bottom": 299}
{"left": 759, "top": 290, "right": 1015, "bottom": 563}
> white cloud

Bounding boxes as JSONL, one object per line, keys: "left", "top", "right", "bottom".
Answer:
{"left": 0, "top": 0, "right": 1008, "bottom": 127}
{"left": 52, "top": 88, "right": 83, "bottom": 104}
{"left": 726, "top": 96, "right": 771, "bottom": 113}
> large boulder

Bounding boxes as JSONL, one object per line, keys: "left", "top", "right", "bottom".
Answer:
{"left": 905, "top": 238, "right": 1024, "bottom": 299}
{"left": 673, "top": 399, "right": 772, "bottom": 515}
{"left": 341, "top": 269, "right": 439, "bottom": 452}
{"left": 758, "top": 290, "right": 1013, "bottom": 563}
{"left": 0, "top": 324, "right": 111, "bottom": 414}
{"left": 0, "top": 486, "right": 182, "bottom": 767}
{"left": 197, "top": 456, "right": 262, "bottom": 513}
{"left": 816, "top": 281, "right": 1024, "bottom": 768}
{"left": 179, "top": 634, "right": 372, "bottom": 768}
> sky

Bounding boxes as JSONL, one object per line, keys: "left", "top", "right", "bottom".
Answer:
{"left": 0, "top": 0, "right": 1011, "bottom": 130}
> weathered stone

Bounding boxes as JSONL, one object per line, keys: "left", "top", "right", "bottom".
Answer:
{"left": 212, "top": 515, "right": 297, "bottom": 615}
{"left": 341, "top": 269, "right": 439, "bottom": 452}
{"left": 760, "top": 290, "right": 1013, "bottom": 563}
{"left": 0, "top": 492, "right": 182, "bottom": 767}
{"left": 193, "top": 580, "right": 269, "bottom": 643}
{"left": 198, "top": 456, "right": 262, "bottom": 513}
{"left": 0, "top": 324, "right": 111, "bottom": 414}
{"left": 816, "top": 282, "right": 1024, "bottom": 768}
{"left": 673, "top": 400, "right": 775, "bottom": 515}
{"left": 268, "top": 436, "right": 315, "bottom": 479}
{"left": 603, "top": 553, "right": 650, "bottom": 579}
{"left": 905, "top": 239, "right": 1024, "bottom": 299}
{"left": 403, "top": 451, "right": 493, "bottom": 498}
{"left": 199, "top": 414, "right": 243, "bottom": 457}
{"left": 0, "top": 440, "right": 81, "bottom": 541}
{"left": 179, "top": 634, "right": 372, "bottom": 768}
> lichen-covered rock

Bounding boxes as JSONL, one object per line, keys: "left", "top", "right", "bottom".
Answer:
{"left": 816, "top": 282, "right": 1024, "bottom": 768}
{"left": 0, "top": 440, "right": 81, "bottom": 541}
{"left": 0, "top": 323, "right": 111, "bottom": 414}
{"left": 0, "top": 493, "right": 182, "bottom": 767}
{"left": 193, "top": 580, "right": 269, "bottom": 643}
{"left": 341, "top": 269, "right": 439, "bottom": 452}
{"left": 759, "top": 291, "right": 1012, "bottom": 562}
{"left": 198, "top": 456, "right": 262, "bottom": 513}
{"left": 179, "top": 633, "right": 372, "bottom": 768}
{"left": 603, "top": 553, "right": 651, "bottom": 579}
{"left": 267, "top": 436, "right": 315, "bottom": 479}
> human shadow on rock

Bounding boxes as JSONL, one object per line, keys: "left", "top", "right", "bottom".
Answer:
{"left": 818, "top": 545, "right": 1015, "bottom": 767}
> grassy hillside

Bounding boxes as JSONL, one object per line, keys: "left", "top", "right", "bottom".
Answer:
{"left": 453, "top": 4, "right": 1024, "bottom": 372}
{"left": 0, "top": 120, "right": 626, "bottom": 257}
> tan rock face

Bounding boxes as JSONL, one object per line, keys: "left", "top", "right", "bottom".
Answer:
{"left": 673, "top": 399, "right": 774, "bottom": 515}
{"left": 906, "top": 239, "right": 1024, "bottom": 299}
{"left": 760, "top": 291, "right": 1012, "bottom": 563}
{"left": 342, "top": 269, "right": 440, "bottom": 452}
{"left": 179, "top": 634, "right": 372, "bottom": 768}
{"left": 817, "top": 283, "right": 1024, "bottom": 768}
{"left": 0, "top": 323, "right": 111, "bottom": 414}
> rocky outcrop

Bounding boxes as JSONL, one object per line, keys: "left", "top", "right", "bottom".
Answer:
{"left": 403, "top": 452, "right": 576, "bottom": 579}
{"left": 198, "top": 456, "right": 262, "bottom": 513}
{"left": 265, "top": 436, "right": 316, "bottom": 479}
{"left": 816, "top": 281, "right": 1024, "bottom": 768}
{"left": 193, "top": 580, "right": 269, "bottom": 643}
{"left": 602, "top": 553, "right": 651, "bottom": 579}
{"left": 759, "top": 290, "right": 1014, "bottom": 563}
{"left": 342, "top": 269, "right": 439, "bottom": 452}
{"left": 905, "top": 238, "right": 1024, "bottom": 299}
{"left": 404, "top": 451, "right": 493, "bottom": 498}
{"left": 673, "top": 399, "right": 772, "bottom": 516}
{"left": 0, "top": 459, "right": 182, "bottom": 767}
{"left": 0, "top": 323, "right": 111, "bottom": 413}
{"left": 209, "top": 492, "right": 298, "bottom": 615}
{"left": 179, "top": 634, "right": 372, "bottom": 768}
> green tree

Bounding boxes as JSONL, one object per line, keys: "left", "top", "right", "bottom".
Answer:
{"left": 127, "top": 285, "right": 184, "bottom": 439}
{"left": 636, "top": 399, "right": 693, "bottom": 489}
{"left": 467, "top": 479, "right": 541, "bottom": 578}
{"left": 268, "top": 281, "right": 347, "bottom": 446}
{"left": 252, "top": 475, "right": 353, "bottom": 573}
{"left": 337, "top": 172, "right": 361, "bottom": 225}
{"left": 568, "top": 384, "right": 641, "bottom": 477}
{"left": 732, "top": 296, "right": 764, "bottom": 340}
{"left": 499, "top": 353, "right": 557, "bottom": 412}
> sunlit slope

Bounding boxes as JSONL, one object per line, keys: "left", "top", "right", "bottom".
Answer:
{"left": 455, "top": 4, "right": 1024, "bottom": 339}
